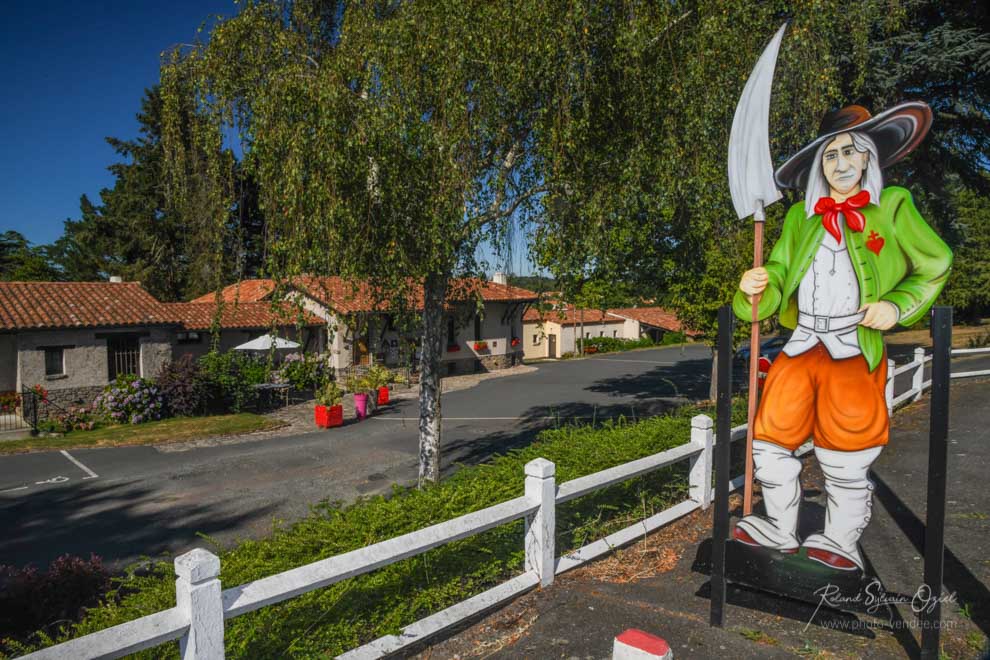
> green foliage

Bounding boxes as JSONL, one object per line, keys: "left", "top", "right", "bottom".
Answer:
{"left": 0, "top": 231, "right": 61, "bottom": 281}
{"left": 8, "top": 399, "right": 746, "bottom": 658}
{"left": 198, "top": 351, "right": 267, "bottom": 413}
{"left": 315, "top": 381, "right": 344, "bottom": 407}
{"left": 941, "top": 184, "right": 990, "bottom": 322}
{"left": 274, "top": 352, "right": 331, "bottom": 390}
{"left": 365, "top": 365, "right": 393, "bottom": 390}
{"left": 531, "top": 1, "right": 987, "bottom": 344}
{"left": 42, "top": 87, "right": 265, "bottom": 301}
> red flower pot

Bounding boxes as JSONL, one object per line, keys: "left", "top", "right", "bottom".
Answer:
{"left": 315, "top": 405, "right": 329, "bottom": 427}
{"left": 317, "top": 404, "right": 345, "bottom": 428}
{"left": 447, "top": 344, "right": 461, "bottom": 352}
{"left": 327, "top": 404, "right": 343, "bottom": 427}
{"left": 377, "top": 386, "right": 389, "bottom": 405}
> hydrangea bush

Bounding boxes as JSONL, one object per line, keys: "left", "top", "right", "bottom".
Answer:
{"left": 94, "top": 375, "right": 165, "bottom": 425}
{"left": 274, "top": 352, "right": 332, "bottom": 390}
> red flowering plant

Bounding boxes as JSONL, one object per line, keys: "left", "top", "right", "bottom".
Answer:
{"left": 510, "top": 337, "right": 520, "bottom": 347}
{"left": 0, "top": 391, "right": 20, "bottom": 414}
{"left": 473, "top": 341, "right": 488, "bottom": 351}
{"left": 29, "top": 384, "right": 49, "bottom": 403}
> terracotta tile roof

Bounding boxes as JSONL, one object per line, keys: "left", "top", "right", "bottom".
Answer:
{"left": 189, "top": 280, "right": 275, "bottom": 304}
{"left": 0, "top": 281, "right": 174, "bottom": 330}
{"left": 607, "top": 307, "right": 699, "bottom": 336}
{"left": 165, "top": 302, "right": 323, "bottom": 331}
{"left": 196, "top": 277, "right": 538, "bottom": 314}
{"left": 522, "top": 307, "right": 625, "bottom": 326}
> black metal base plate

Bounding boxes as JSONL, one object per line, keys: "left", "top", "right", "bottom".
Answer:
{"left": 723, "top": 540, "right": 899, "bottom": 618}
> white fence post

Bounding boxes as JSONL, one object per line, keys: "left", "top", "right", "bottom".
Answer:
{"left": 912, "top": 347, "right": 926, "bottom": 402}
{"left": 689, "top": 414, "right": 714, "bottom": 509}
{"left": 175, "top": 549, "right": 224, "bottom": 660}
{"left": 524, "top": 458, "right": 556, "bottom": 587}
{"left": 885, "top": 358, "right": 896, "bottom": 416}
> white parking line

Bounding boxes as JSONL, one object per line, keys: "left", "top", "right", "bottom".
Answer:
{"left": 0, "top": 486, "right": 29, "bottom": 494}
{"left": 60, "top": 450, "right": 99, "bottom": 479}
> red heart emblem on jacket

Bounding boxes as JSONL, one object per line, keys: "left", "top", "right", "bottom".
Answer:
{"left": 866, "top": 230, "right": 885, "bottom": 256}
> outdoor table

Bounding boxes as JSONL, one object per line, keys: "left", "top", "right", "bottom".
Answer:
{"left": 252, "top": 383, "right": 291, "bottom": 410}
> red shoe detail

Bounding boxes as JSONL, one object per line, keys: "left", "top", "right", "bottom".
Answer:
{"left": 733, "top": 527, "right": 759, "bottom": 546}
{"left": 732, "top": 526, "right": 797, "bottom": 553}
{"left": 806, "top": 548, "right": 858, "bottom": 571}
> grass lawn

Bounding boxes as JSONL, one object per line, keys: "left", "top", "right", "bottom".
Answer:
{"left": 0, "top": 413, "right": 282, "bottom": 454}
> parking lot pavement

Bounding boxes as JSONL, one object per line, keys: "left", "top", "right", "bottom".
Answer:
{"left": 2, "top": 344, "right": 984, "bottom": 572}
{"left": 0, "top": 345, "right": 710, "bottom": 569}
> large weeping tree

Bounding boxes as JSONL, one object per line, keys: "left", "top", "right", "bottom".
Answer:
{"left": 161, "top": 0, "right": 574, "bottom": 486}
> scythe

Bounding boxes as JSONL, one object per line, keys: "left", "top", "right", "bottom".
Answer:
{"left": 727, "top": 23, "right": 787, "bottom": 515}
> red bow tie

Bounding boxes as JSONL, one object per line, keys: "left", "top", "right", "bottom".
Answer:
{"left": 814, "top": 190, "right": 871, "bottom": 243}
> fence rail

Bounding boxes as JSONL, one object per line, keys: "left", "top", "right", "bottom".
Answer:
{"left": 18, "top": 345, "right": 990, "bottom": 660}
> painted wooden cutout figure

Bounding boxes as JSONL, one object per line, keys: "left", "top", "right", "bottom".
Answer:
{"left": 732, "top": 102, "right": 953, "bottom": 571}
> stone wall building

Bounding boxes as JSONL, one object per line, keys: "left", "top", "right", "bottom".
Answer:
{"left": 0, "top": 281, "right": 323, "bottom": 409}
{"left": 192, "top": 274, "right": 538, "bottom": 375}
{"left": 522, "top": 303, "right": 697, "bottom": 360}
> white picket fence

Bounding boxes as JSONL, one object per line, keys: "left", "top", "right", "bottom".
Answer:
{"left": 19, "top": 345, "right": 990, "bottom": 660}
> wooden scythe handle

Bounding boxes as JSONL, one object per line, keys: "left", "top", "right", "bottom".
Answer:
{"left": 744, "top": 208, "right": 766, "bottom": 516}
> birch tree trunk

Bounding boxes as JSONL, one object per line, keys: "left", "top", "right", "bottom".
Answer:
{"left": 418, "top": 271, "right": 447, "bottom": 487}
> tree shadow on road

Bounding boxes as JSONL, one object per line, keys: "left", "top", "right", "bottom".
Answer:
{"left": 438, "top": 398, "right": 692, "bottom": 478}
{"left": 0, "top": 480, "right": 278, "bottom": 571}
{"left": 584, "top": 358, "right": 713, "bottom": 401}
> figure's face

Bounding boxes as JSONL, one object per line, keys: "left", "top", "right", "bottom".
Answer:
{"left": 822, "top": 132, "right": 868, "bottom": 197}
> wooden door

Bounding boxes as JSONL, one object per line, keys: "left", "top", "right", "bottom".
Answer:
{"left": 548, "top": 334, "right": 557, "bottom": 359}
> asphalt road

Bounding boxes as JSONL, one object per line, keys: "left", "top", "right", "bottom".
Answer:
{"left": 1, "top": 343, "right": 985, "bottom": 571}
{"left": 0, "top": 344, "right": 712, "bottom": 570}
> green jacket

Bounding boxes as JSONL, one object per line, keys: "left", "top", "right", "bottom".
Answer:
{"left": 733, "top": 186, "right": 953, "bottom": 372}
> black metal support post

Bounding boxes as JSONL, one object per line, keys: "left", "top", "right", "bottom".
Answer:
{"left": 921, "top": 306, "right": 951, "bottom": 658}
{"left": 710, "top": 305, "right": 734, "bottom": 627}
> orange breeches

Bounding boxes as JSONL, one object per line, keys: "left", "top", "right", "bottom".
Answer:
{"left": 754, "top": 343, "right": 889, "bottom": 452}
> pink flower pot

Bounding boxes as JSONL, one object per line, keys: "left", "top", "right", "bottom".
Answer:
{"left": 354, "top": 393, "right": 369, "bottom": 419}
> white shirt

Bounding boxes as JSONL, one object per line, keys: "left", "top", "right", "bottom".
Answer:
{"left": 783, "top": 219, "right": 864, "bottom": 360}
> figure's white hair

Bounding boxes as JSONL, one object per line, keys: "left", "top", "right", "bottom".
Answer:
{"left": 805, "top": 131, "right": 882, "bottom": 217}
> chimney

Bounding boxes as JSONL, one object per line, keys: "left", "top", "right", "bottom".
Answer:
{"left": 492, "top": 272, "right": 508, "bottom": 285}
{"left": 109, "top": 275, "right": 123, "bottom": 283}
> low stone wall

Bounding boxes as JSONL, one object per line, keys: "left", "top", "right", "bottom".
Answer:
{"left": 47, "top": 385, "right": 104, "bottom": 409}
{"left": 22, "top": 386, "right": 106, "bottom": 421}
{"left": 445, "top": 351, "right": 523, "bottom": 376}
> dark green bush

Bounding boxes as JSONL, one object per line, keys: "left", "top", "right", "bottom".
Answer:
{"left": 156, "top": 356, "right": 210, "bottom": 417}
{"left": 198, "top": 351, "right": 268, "bottom": 413}
{"left": 5, "top": 400, "right": 746, "bottom": 659}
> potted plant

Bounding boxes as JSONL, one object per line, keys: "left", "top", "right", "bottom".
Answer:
{"left": 510, "top": 337, "right": 520, "bottom": 348}
{"left": 346, "top": 373, "right": 372, "bottom": 420}
{"left": 473, "top": 340, "right": 488, "bottom": 351}
{"left": 314, "top": 381, "right": 344, "bottom": 428}
{"left": 367, "top": 365, "right": 393, "bottom": 406}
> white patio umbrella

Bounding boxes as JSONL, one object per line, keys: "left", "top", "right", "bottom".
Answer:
{"left": 233, "top": 334, "right": 301, "bottom": 351}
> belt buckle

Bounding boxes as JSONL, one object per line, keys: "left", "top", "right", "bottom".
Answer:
{"left": 814, "top": 316, "right": 829, "bottom": 333}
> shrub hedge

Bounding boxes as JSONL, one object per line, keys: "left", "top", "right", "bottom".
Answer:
{"left": 4, "top": 399, "right": 745, "bottom": 659}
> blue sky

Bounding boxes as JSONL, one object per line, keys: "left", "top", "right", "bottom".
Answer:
{"left": 0, "top": 0, "right": 538, "bottom": 275}
{"left": 0, "top": 0, "right": 235, "bottom": 246}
